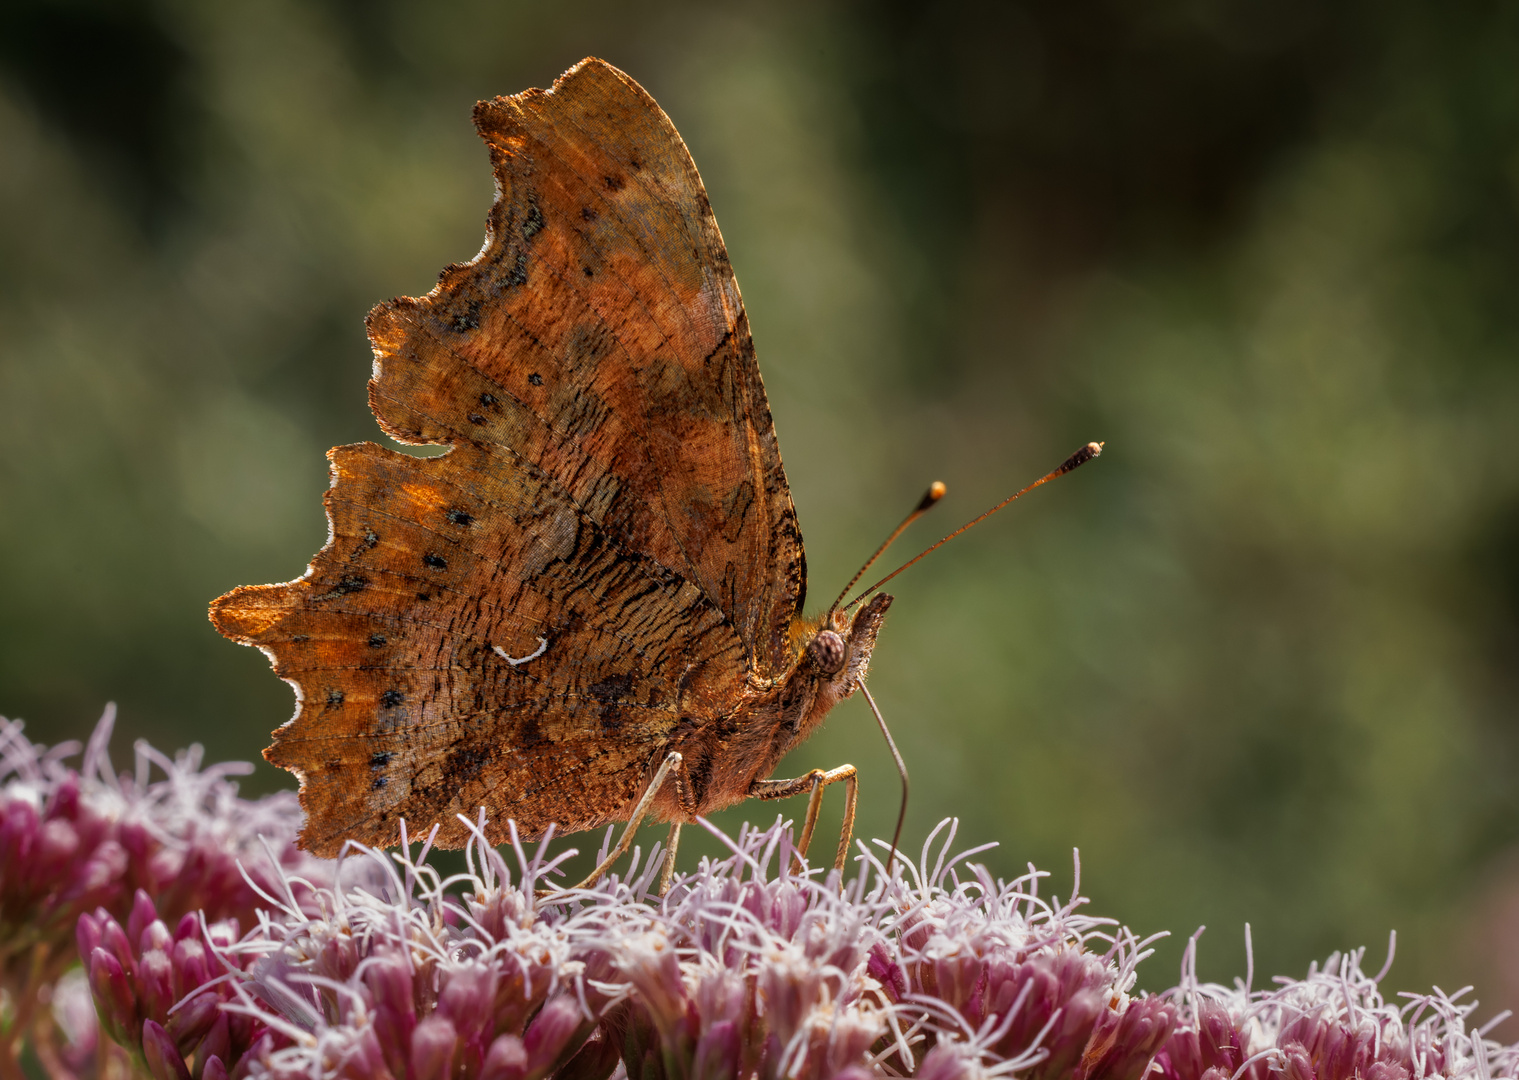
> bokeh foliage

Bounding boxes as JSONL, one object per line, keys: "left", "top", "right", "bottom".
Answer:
{"left": 2, "top": 0, "right": 1517, "bottom": 1017}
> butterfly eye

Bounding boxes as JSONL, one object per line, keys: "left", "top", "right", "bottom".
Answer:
{"left": 808, "top": 630, "right": 847, "bottom": 674}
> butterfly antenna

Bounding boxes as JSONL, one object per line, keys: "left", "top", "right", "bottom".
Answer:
{"left": 844, "top": 441, "right": 1103, "bottom": 611}
{"left": 827, "top": 481, "right": 947, "bottom": 619}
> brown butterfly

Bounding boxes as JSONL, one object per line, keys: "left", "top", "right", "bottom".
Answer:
{"left": 210, "top": 58, "right": 1098, "bottom": 884}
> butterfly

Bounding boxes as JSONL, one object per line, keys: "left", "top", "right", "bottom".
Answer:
{"left": 210, "top": 58, "right": 1100, "bottom": 882}
{"left": 210, "top": 58, "right": 895, "bottom": 877}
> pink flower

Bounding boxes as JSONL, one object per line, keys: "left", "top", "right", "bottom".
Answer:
{"left": 8, "top": 716, "right": 1519, "bottom": 1080}
{"left": 117, "top": 812, "right": 1175, "bottom": 1080}
{"left": 0, "top": 707, "right": 334, "bottom": 1074}
{"left": 1153, "top": 931, "right": 1519, "bottom": 1080}
{"left": 75, "top": 888, "right": 283, "bottom": 1078}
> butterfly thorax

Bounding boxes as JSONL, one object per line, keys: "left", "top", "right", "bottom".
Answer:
{"left": 657, "top": 593, "right": 894, "bottom": 820}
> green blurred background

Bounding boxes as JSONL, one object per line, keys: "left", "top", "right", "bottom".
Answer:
{"left": 3, "top": 0, "right": 1519, "bottom": 1017}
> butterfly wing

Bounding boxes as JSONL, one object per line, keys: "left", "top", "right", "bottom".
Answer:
{"left": 209, "top": 59, "right": 806, "bottom": 854}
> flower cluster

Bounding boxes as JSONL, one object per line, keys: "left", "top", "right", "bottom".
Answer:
{"left": 76, "top": 810, "right": 1183, "bottom": 1080}
{"left": 5, "top": 715, "right": 1519, "bottom": 1080}
{"left": 1154, "top": 931, "right": 1519, "bottom": 1080}
{"left": 0, "top": 708, "right": 332, "bottom": 1074}
{"left": 77, "top": 888, "right": 286, "bottom": 1080}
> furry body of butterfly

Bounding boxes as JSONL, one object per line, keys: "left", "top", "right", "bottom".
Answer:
{"left": 210, "top": 58, "right": 893, "bottom": 857}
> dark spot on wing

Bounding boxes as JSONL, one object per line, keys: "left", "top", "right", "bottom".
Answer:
{"left": 447, "top": 746, "right": 489, "bottom": 783}
{"left": 528, "top": 372, "right": 543, "bottom": 386}
{"left": 450, "top": 299, "right": 481, "bottom": 332}
{"left": 368, "top": 633, "right": 387, "bottom": 648}
{"left": 381, "top": 689, "right": 403, "bottom": 707}
{"left": 589, "top": 671, "right": 635, "bottom": 730}
{"left": 349, "top": 529, "right": 379, "bottom": 561}
{"left": 318, "top": 575, "right": 368, "bottom": 599}
{"left": 423, "top": 553, "right": 447, "bottom": 571}
{"left": 326, "top": 689, "right": 344, "bottom": 708}
{"left": 523, "top": 200, "right": 545, "bottom": 238}
{"left": 603, "top": 174, "right": 625, "bottom": 193}
{"left": 503, "top": 250, "right": 528, "bottom": 287}
{"left": 447, "top": 509, "right": 474, "bottom": 526}
{"left": 588, "top": 673, "right": 635, "bottom": 703}
{"left": 370, "top": 751, "right": 392, "bottom": 768}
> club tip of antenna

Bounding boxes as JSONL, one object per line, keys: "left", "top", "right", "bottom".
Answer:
{"left": 916, "top": 481, "right": 947, "bottom": 512}
{"left": 1060, "top": 441, "right": 1104, "bottom": 474}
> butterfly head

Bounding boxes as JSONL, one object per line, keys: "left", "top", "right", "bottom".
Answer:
{"left": 804, "top": 592, "right": 893, "bottom": 694}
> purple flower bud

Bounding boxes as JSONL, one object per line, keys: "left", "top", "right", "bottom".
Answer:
{"left": 65, "top": 838, "right": 128, "bottom": 908}
{"left": 142, "top": 1018, "right": 193, "bottom": 1080}
{"left": 523, "top": 994, "right": 587, "bottom": 1078}
{"left": 116, "top": 819, "right": 155, "bottom": 870}
{"left": 227, "top": 1009, "right": 262, "bottom": 1063}
{"left": 930, "top": 950, "right": 987, "bottom": 1022}
{"left": 165, "top": 990, "right": 220, "bottom": 1055}
{"left": 410, "top": 1014, "right": 461, "bottom": 1080}
{"left": 364, "top": 952, "right": 418, "bottom": 1024}
{"left": 817, "top": 1006, "right": 883, "bottom": 1077}
{"left": 1031, "top": 986, "right": 1106, "bottom": 1080}
{"left": 616, "top": 931, "right": 689, "bottom": 1042}
{"left": 867, "top": 941, "right": 908, "bottom": 1002}
{"left": 1154, "top": 1001, "right": 1244, "bottom": 1080}
{"left": 0, "top": 796, "right": 39, "bottom": 866}
{"left": 201, "top": 1055, "right": 228, "bottom": 1080}
{"left": 137, "top": 947, "right": 179, "bottom": 1024}
{"left": 198, "top": 1012, "right": 232, "bottom": 1072}
{"left": 1077, "top": 997, "right": 1177, "bottom": 1080}
{"left": 37, "top": 817, "right": 80, "bottom": 873}
{"left": 76, "top": 909, "right": 104, "bottom": 958}
{"left": 98, "top": 909, "right": 136, "bottom": 971}
{"left": 690, "top": 1019, "right": 740, "bottom": 1080}
{"left": 334, "top": 1025, "right": 394, "bottom": 1080}
{"left": 89, "top": 946, "right": 139, "bottom": 1044}
{"left": 171, "top": 936, "right": 213, "bottom": 999}
{"left": 481, "top": 1034, "right": 529, "bottom": 1080}
{"left": 129, "top": 889, "right": 159, "bottom": 944}
{"left": 1278, "top": 1041, "right": 1315, "bottom": 1080}
{"left": 364, "top": 953, "right": 418, "bottom": 1077}
{"left": 438, "top": 962, "right": 497, "bottom": 1044}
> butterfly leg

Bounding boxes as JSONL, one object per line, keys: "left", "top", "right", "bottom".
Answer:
{"left": 658, "top": 822, "right": 682, "bottom": 895}
{"left": 573, "top": 751, "right": 685, "bottom": 890}
{"left": 749, "top": 765, "right": 858, "bottom": 875}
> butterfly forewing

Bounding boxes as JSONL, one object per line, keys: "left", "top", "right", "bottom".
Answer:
{"left": 210, "top": 59, "right": 806, "bottom": 854}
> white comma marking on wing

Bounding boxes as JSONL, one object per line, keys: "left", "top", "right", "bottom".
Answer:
{"left": 494, "top": 637, "right": 550, "bottom": 666}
